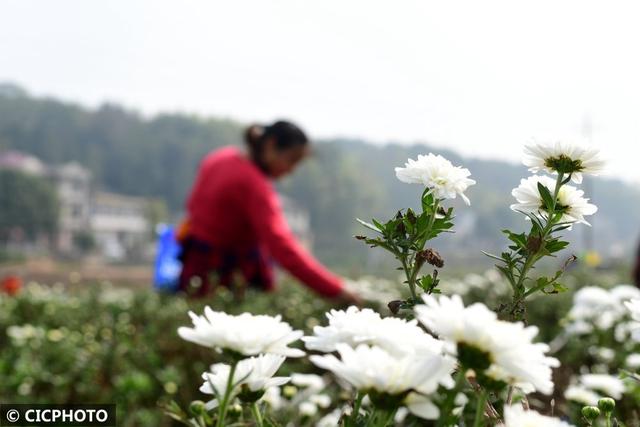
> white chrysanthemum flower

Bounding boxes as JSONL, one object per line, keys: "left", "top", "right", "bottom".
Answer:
{"left": 501, "top": 405, "right": 575, "bottom": 427}
{"left": 625, "top": 299, "right": 640, "bottom": 340}
{"left": 523, "top": 140, "right": 605, "bottom": 184}
{"left": 579, "top": 374, "right": 625, "bottom": 399}
{"left": 262, "top": 386, "right": 284, "bottom": 410}
{"left": 394, "top": 153, "right": 476, "bottom": 205}
{"left": 316, "top": 408, "right": 344, "bottom": 427}
{"left": 565, "top": 285, "right": 640, "bottom": 335}
{"left": 291, "top": 373, "right": 325, "bottom": 391}
{"left": 299, "top": 401, "right": 318, "bottom": 417}
{"left": 564, "top": 384, "right": 600, "bottom": 406}
{"left": 610, "top": 285, "right": 640, "bottom": 304}
{"left": 303, "top": 306, "right": 445, "bottom": 357}
{"left": 415, "top": 294, "right": 559, "bottom": 394}
{"left": 200, "top": 354, "right": 290, "bottom": 409}
{"left": 625, "top": 299, "right": 640, "bottom": 321}
{"left": 178, "top": 307, "right": 304, "bottom": 357}
{"left": 310, "top": 343, "right": 455, "bottom": 420}
{"left": 626, "top": 353, "right": 640, "bottom": 369}
{"left": 511, "top": 175, "right": 597, "bottom": 226}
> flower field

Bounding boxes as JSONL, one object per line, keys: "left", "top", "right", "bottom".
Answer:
{"left": 3, "top": 141, "right": 640, "bottom": 426}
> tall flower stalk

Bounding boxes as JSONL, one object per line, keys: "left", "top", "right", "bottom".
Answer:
{"left": 486, "top": 142, "right": 602, "bottom": 321}
{"left": 356, "top": 153, "right": 475, "bottom": 312}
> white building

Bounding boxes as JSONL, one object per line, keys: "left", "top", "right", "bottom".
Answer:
{"left": 0, "top": 150, "right": 151, "bottom": 260}
{"left": 90, "top": 192, "right": 150, "bottom": 260}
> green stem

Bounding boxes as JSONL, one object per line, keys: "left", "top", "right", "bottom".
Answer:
{"left": 375, "top": 409, "right": 397, "bottom": 427}
{"left": 473, "top": 390, "right": 488, "bottom": 427}
{"left": 215, "top": 361, "right": 238, "bottom": 427}
{"left": 250, "top": 402, "right": 264, "bottom": 427}
{"left": 509, "top": 172, "right": 566, "bottom": 319}
{"left": 407, "top": 197, "right": 440, "bottom": 298}
{"left": 400, "top": 256, "right": 418, "bottom": 300}
{"left": 350, "top": 392, "right": 364, "bottom": 423}
{"left": 364, "top": 409, "right": 379, "bottom": 427}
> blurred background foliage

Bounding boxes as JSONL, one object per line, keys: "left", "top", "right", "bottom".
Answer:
{"left": 1, "top": 84, "right": 639, "bottom": 275}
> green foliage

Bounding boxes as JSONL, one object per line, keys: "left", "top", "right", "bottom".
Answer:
{"left": 0, "top": 282, "right": 337, "bottom": 427}
{"left": 487, "top": 173, "right": 577, "bottom": 321}
{"left": 0, "top": 169, "right": 58, "bottom": 242}
{"left": 356, "top": 188, "right": 454, "bottom": 311}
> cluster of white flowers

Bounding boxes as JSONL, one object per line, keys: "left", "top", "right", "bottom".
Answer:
{"left": 564, "top": 373, "right": 626, "bottom": 406}
{"left": 512, "top": 140, "right": 603, "bottom": 225}
{"left": 200, "top": 354, "right": 290, "bottom": 410}
{"left": 305, "top": 306, "right": 455, "bottom": 420}
{"left": 178, "top": 308, "right": 304, "bottom": 416}
{"left": 416, "top": 294, "right": 559, "bottom": 395}
{"left": 564, "top": 285, "right": 640, "bottom": 338}
{"left": 394, "top": 153, "right": 476, "bottom": 205}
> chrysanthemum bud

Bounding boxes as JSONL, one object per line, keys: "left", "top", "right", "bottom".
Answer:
{"left": 581, "top": 405, "right": 601, "bottom": 421}
{"left": 597, "top": 397, "right": 615, "bottom": 414}
{"left": 388, "top": 300, "right": 403, "bottom": 315}
{"left": 405, "top": 209, "right": 417, "bottom": 224}
{"left": 189, "top": 400, "right": 207, "bottom": 416}
{"left": 228, "top": 403, "right": 243, "bottom": 416}
{"left": 283, "top": 385, "right": 297, "bottom": 398}
{"left": 526, "top": 235, "right": 543, "bottom": 253}
{"left": 416, "top": 249, "right": 444, "bottom": 268}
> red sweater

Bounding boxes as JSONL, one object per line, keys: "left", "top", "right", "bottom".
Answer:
{"left": 186, "top": 146, "right": 343, "bottom": 297}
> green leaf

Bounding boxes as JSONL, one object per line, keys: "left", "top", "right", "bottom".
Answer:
{"left": 545, "top": 239, "right": 569, "bottom": 254}
{"left": 537, "top": 182, "right": 555, "bottom": 211}
{"left": 421, "top": 190, "right": 434, "bottom": 212}
{"left": 356, "top": 218, "right": 381, "bottom": 233}
{"left": 502, "top": 230, "right": 528, "bottom": 250}
{"left": 482, "top": 250, "right": 504, "bottom": 262}
{"left": 541, "top": 282, "right": 568, "bottom": 294}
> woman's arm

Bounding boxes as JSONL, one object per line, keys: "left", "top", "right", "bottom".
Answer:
{"left": 246, "top": 180, "right": 345, "bottom": 297}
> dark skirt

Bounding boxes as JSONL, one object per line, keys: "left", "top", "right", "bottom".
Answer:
{"left": 178, "top": 237, "right": 274, "bottom": 297}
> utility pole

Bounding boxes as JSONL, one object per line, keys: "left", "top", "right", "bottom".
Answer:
{"left": 581, "top": 114, "right": 594, "bottom": 252}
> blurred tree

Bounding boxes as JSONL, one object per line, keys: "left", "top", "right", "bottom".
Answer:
{"left": 0, "top": 169, "right": 59, "bottom": 243}
{"left": 1, "top": 84, "right": 639, "bottom": 268}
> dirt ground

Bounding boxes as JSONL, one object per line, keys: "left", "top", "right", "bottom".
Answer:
{"left": 0, "top": 257, "right": 153, "bottom": 288}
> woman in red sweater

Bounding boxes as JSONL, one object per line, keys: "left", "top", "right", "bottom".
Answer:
{"left": 179, "top": 120, "right": 358, "bottom": 304}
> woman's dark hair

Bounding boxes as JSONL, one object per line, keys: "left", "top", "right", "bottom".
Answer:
{"left": 244, "top": 120, "right": 309, "bottom": 157}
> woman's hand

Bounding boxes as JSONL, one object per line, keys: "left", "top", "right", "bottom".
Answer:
{"left": 334, "top": 285, "right": 363, "bottom": 307}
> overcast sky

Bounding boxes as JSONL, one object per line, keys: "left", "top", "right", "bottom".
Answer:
{"left": 1, "top": 0, "right": 639, "bottom": 182}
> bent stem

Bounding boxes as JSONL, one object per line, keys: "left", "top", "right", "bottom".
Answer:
{"left": 215, "top": 361, "right": 238, "bottom": 427}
